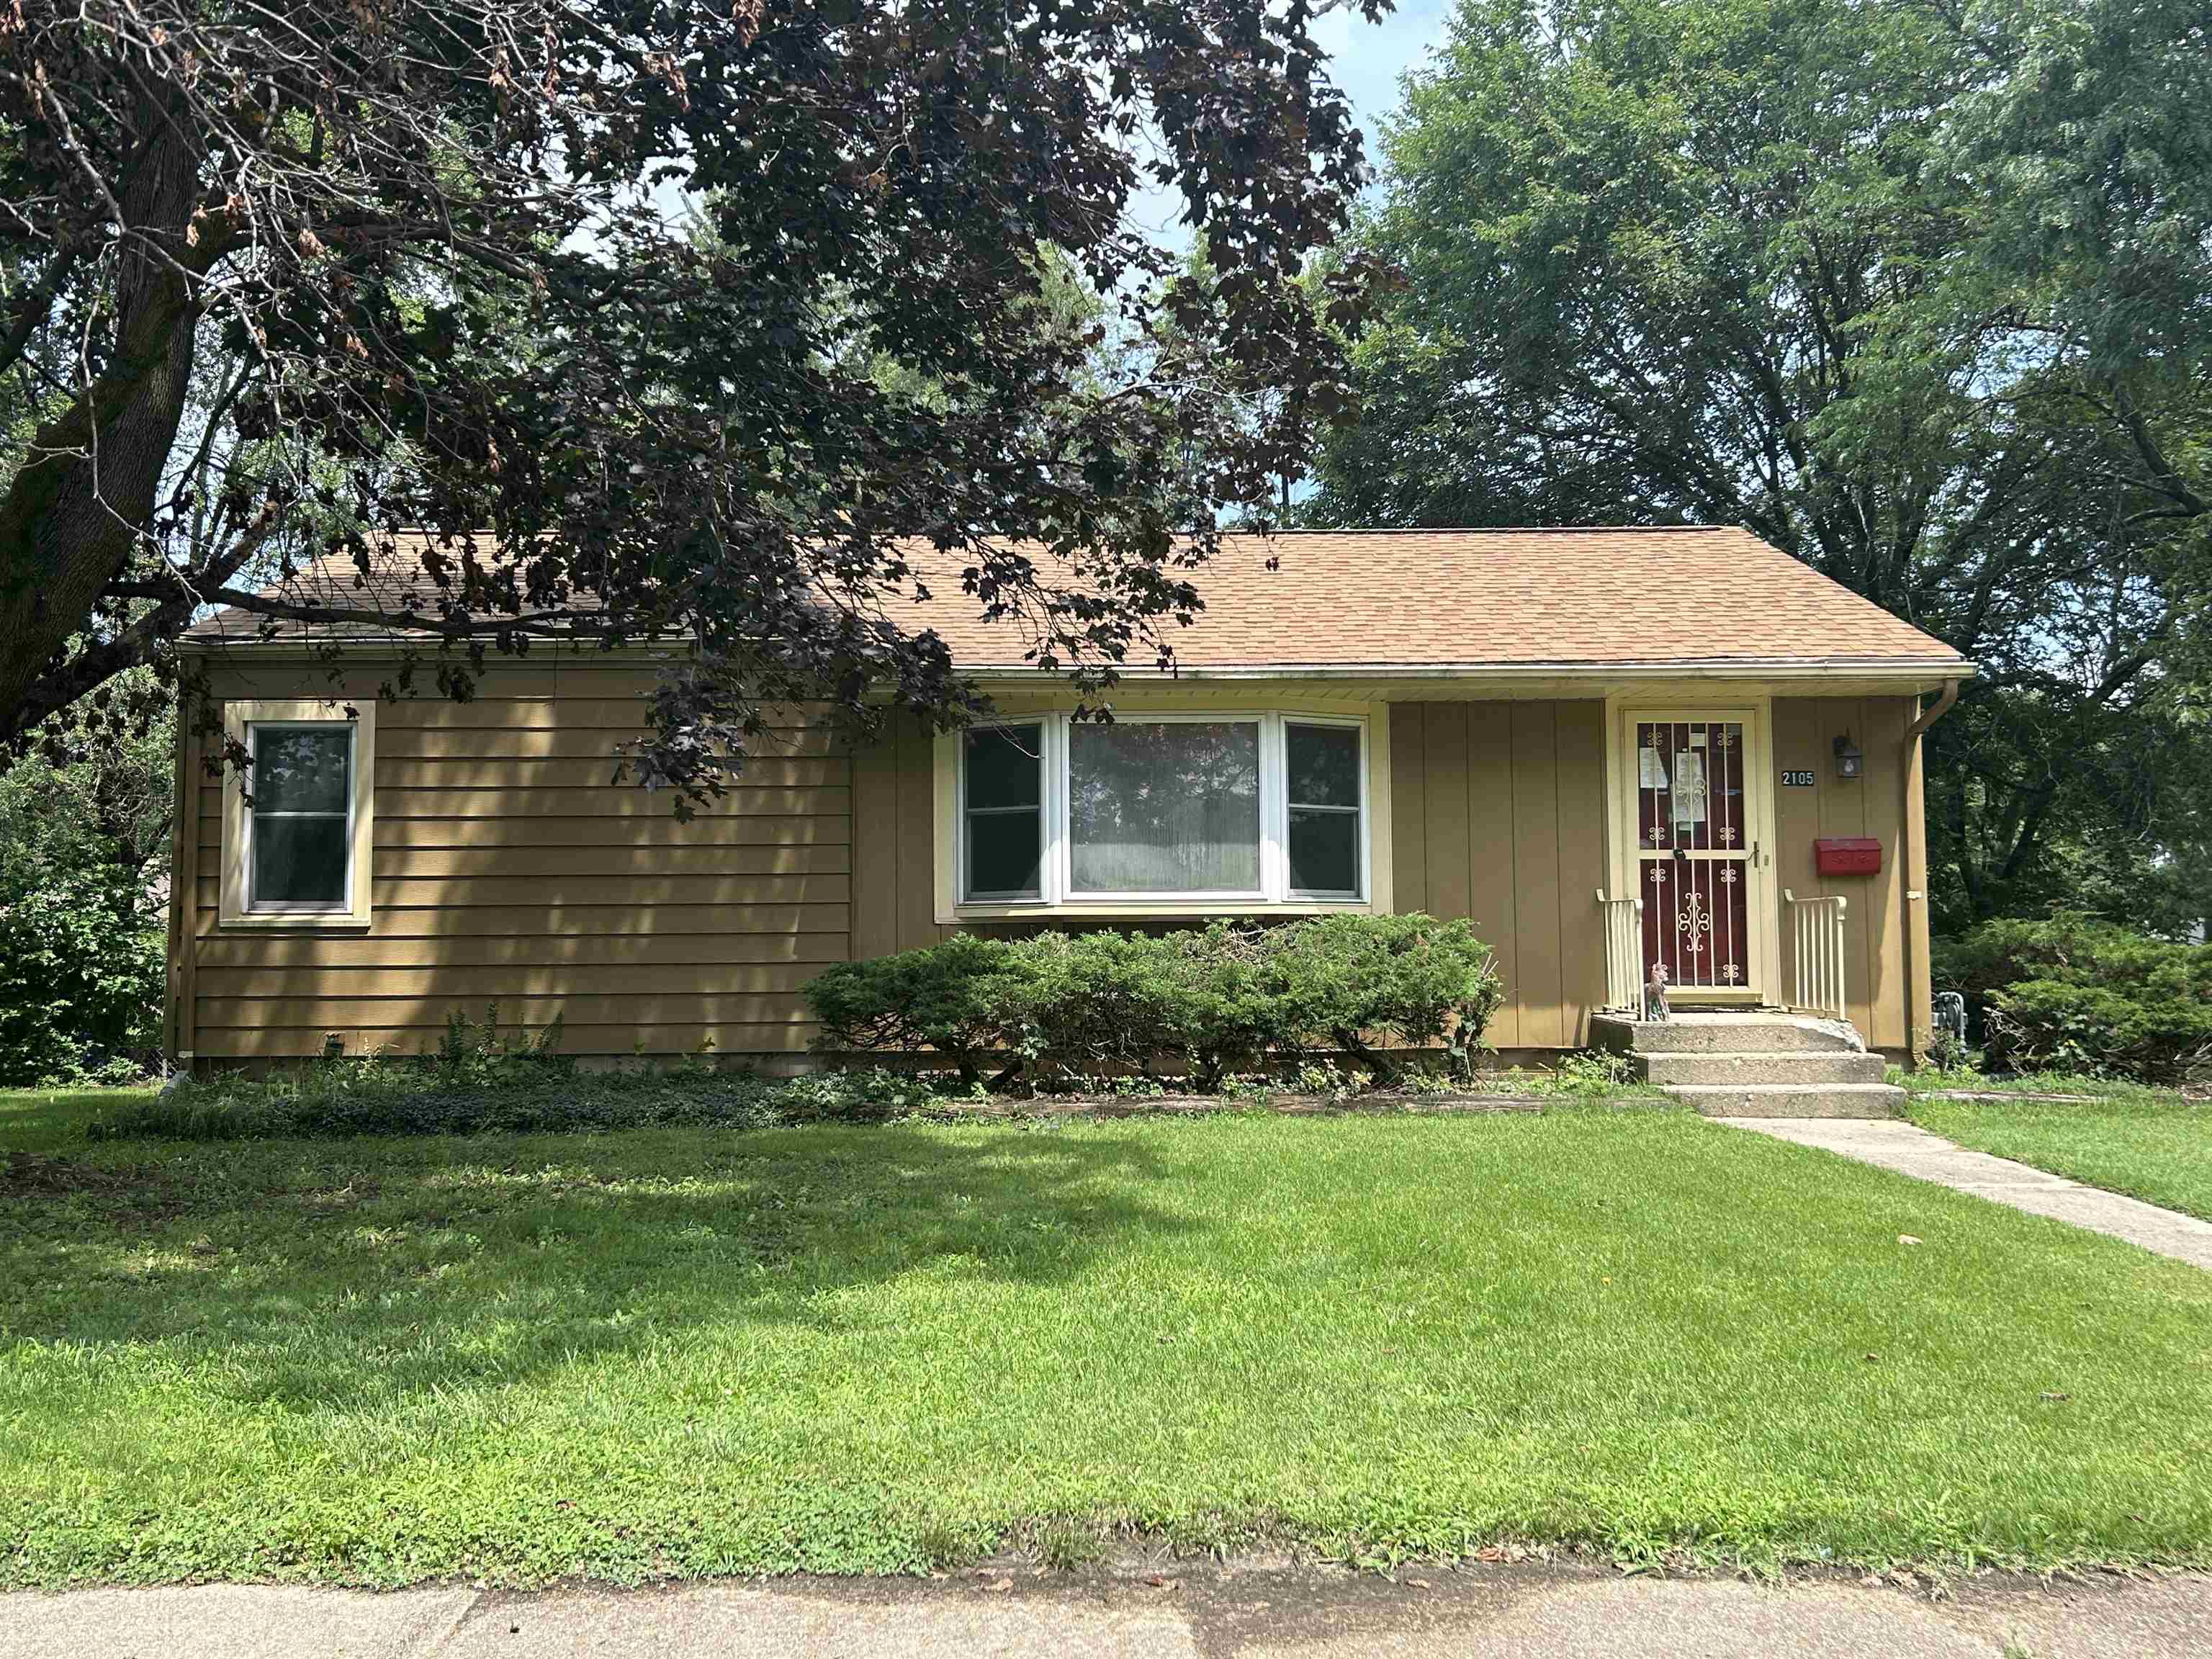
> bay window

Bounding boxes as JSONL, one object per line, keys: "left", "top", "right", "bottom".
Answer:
{"left": 953, "top": 711, "right": 1372, "bottom": 909}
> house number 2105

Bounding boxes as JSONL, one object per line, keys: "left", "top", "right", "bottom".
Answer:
{"left": 1780, "top": 769, "right": 1817, "bottom": 788}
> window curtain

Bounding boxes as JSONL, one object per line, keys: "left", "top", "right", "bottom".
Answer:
{"left": 1069, "top": 721, "right": 1260, "bottom": 892}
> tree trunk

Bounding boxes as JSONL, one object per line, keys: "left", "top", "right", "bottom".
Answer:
{"left": 0, "top": 104, "right": 203, "bottom": 742}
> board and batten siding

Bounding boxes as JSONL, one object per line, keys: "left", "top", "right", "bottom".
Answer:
{"left": 1385, "top": 701, "right": 1609, "bottom": 1050}
{"left": 1387, "top": 697, "right": 1926, "bottom": 1055}
{"left": 174, "top": 662, "right": 853, "bottom": 1061}
{"left": 1771, "top": 695, "right": 1923, "bottom": 1053}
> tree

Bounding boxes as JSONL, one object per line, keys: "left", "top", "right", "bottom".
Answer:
{"left": 0, "top": 667, "right": 174, "bottom": 905}
{"left": 1308, "top": 0, "right": 2212, "bottom": 932}
{"left": 1, "top": 0, "right": 1378, "bottom": 796}
{"left": 0, "top": 671, "right": 173, "bottom": 1084}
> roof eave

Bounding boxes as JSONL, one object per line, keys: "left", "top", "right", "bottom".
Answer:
{"left": 180, "top": 633, "right": 1974, "bottom": 686}
{"left": 965, "top": 657, "right": 1976, "bottom": 684}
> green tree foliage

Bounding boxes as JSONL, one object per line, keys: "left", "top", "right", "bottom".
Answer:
{"left": 0, "top": 669, "right": 173, "bottom": 1082}
{"left": 2, "top": 0, "right": 1378, "bottom": 796}
{"left": 1933, "top": 912, "right": 2212, "bottom": 1081}
{"left": 1309, "top": 0, "right": 2212, "bottom": 933}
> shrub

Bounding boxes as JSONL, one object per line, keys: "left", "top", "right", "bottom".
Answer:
{"left": 1935, "top": 912, "right": 2212, "bottom": 1007}
{"left": 0, "top": 873, "right": 164, "bottom": 1086}
{"left": 804, "top": 914, "right": 1503, "bottom": 1092}
{"left": 1009, "top": 924, "right": 1293, "bottom": 1091}
{"left": 1934, "top": 912, "right": 2212, "bottom": 1082}
{"left": 1267, "top": 913, "right": 1505, "bottom": 1083}
{"left": 804, "top": 933, "right": 1021, "bottom": 1085}
{"left": 1984, "top": 981, "right": 2212, "bottom": 1084}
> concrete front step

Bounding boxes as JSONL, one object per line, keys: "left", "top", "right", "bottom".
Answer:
{"left": 1668, "top": 1082, "right": 1906, "bottom": 1119}
{"left": 1637, "top": 1049, "right": 1889, "bottom": 1087}
{"left": 1590, "top": 1012, "right": 1861, "bottom": 1055}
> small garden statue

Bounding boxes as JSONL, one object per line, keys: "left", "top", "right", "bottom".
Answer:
{"left": 1643, "top": 963, "right": 1671, "bottom": 1023}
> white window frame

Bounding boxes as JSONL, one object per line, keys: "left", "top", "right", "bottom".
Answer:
{"left": 941, "top": 708, "right": 1382, "bottom": 919}
{"left": 219, "top": 698, "right": 377, "bottom": 930}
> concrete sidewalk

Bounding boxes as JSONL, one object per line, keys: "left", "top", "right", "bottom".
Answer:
{"left": 1722, "top": 1116, "right": 2212, "bottom": 1271}
{"left": 6, "top": 1567, "right": 2212, "bottom": 1659}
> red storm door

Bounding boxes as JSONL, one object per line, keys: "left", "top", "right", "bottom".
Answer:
{"left": 1635, "top": 719, "right": 1755, "bottom": 995}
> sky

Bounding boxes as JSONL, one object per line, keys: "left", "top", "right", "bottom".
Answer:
{"left": 1124, "top": 0, "right": 1461, "bottom": 248}
{"left": 640, "top": 5, "right": 1462, "bottom": 251}
{"left": 1316, "top": 0, "right": 1460, "bottom": 164}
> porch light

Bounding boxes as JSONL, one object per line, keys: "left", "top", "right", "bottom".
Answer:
{"left": 1833, "top": 733, "right": 1863, "bottom": 779}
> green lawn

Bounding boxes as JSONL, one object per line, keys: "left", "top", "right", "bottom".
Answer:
{"left": 4, "top": 1088, "right": 2211, "bottom": 1586}
{"left": 1907, "top": 1085, "right": 2212, "bottom": 1220}
{"left": 0, "top": 1086, "right": 160, "bottom": 1155}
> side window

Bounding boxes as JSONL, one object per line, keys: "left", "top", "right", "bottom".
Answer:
{"left": 1285, "top": 722, "right": 1362, "bottom": 896}
{"left": 962, "top": 724, "right": 1044, "bottom": 899}
{"left": 248, "top": 725, "right": 354, "bottom": 908}
{"left": 219, "top": 700, "right": 376, "bottom": 928}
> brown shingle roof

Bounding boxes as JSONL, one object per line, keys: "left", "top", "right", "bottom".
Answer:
{"left": 907, "top": 526, "right": 1964, "bottom": 670}
{"left": 185, "top": 526, "right": 1967, "bottom": 673}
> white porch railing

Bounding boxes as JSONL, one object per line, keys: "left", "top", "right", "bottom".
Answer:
{"left": 1596, "top": 889, "right": 1645, "bottom": 1015}
{"left": 1784, "top": 890, "right": 1850, "bottom": 1022}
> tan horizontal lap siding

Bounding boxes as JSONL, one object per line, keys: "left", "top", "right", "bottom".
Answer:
{"left": 1387, "top": 701, "right": 1607, "bottom": 1050}
{"left": 212, "top": 814, "right": 847, "bottom": 849}
{"left": 377, "top": 725, "right": 842, "bottom": 758}
{"left": 181, "top": 663, "right": 853, "bottom": 1061}
{"left": 365, "top": 756, "right": 845, "bottom": 789}
{"left": 193, "top": 933, "right": 849, "bottom": 968}
{"left": 194, "top": 873, "right": 849, "bottom": 908}
{"left": 197, "top": 963, "right": 825, "bottom": 998}
{"left": 207, "top": 1023, "right": 817, "bottom": 1058}
{"left": 192, "top": 904, "right": 849, "bottom": 940}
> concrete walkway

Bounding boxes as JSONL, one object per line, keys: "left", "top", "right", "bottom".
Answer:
{"left": 1723, "top": 1117, "right": 2212, "bottom": 1270}
{"left": 6, "top": 1568, "right": 2212, "bottom": 1659}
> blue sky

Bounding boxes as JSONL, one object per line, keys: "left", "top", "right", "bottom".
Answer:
{"left": 1317, "top": 0, "right": 1458, "bottom": 158}
{"left": 1126, "top": 0, "right": 1460, "bottom": 247}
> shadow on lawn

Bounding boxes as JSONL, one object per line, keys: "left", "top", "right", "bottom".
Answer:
{"left": 0, "top": 1126, "right": 1195, "bottom": 1408}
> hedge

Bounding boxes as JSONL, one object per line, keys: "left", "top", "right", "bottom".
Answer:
{"left": 803, "top": 913, "right": 1505, "bottom": 1091}
{"left": 1933, "top": 912, "right": 2212, "bottom": 1082}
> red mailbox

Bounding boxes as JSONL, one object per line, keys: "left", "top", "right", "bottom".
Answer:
{"left": 1815, "top": 837, "right": 1882, "bottom": 876}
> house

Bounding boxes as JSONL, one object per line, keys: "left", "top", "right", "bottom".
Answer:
{"left": 164, "top": 527, "right": 1972, "bottom": 1074}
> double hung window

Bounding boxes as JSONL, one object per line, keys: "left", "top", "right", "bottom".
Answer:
{"left": 218, "top": 700, "right": 375, "bottom": 928}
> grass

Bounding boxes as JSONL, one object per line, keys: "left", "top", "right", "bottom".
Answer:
{"left": 4, "top": 1086, "right": 2212, "bottom": 1586}
{"left": 0, "top": 1086, "right": 163, "bottom": 1155}
{"left": 1894, "top": 1065, "right": 2184, "bottom": 1103}
{"left": 1905, "top": 1084, "right": 2212, "bottom": 1221}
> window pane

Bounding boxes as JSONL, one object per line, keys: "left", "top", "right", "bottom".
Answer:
{"left": 254, "top": 727, "right": 351, "bottom": 813}
{"left": 253, "top": 816, "right": 349, "bottom": 904}
{"left": 1287, "top": 723, "right": 1359, "bottom": 807}
{"left": 1069, "top": 721, "right": 1259, "bottom": 893}
{"left": 965, "top": 724, "right": 1043, "bottom": 810}
{"left": 966, "top": 809, "right": 1041, "bottom": 898}
{"left": 1289, "top": 808, "right": 1358, "bottom": 894}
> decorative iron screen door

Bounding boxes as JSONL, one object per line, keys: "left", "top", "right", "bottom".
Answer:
{"left": 1635, "top": 719, "right": 1756, "bottom": 994}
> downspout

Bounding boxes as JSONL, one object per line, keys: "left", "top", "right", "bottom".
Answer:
{"left": 1900, "top": 680, "right": 1960, "bottom": 1064}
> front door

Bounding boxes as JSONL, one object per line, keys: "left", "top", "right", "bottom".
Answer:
{"left": 1630, "top": 716, "right": 1761, "bottom": 999}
